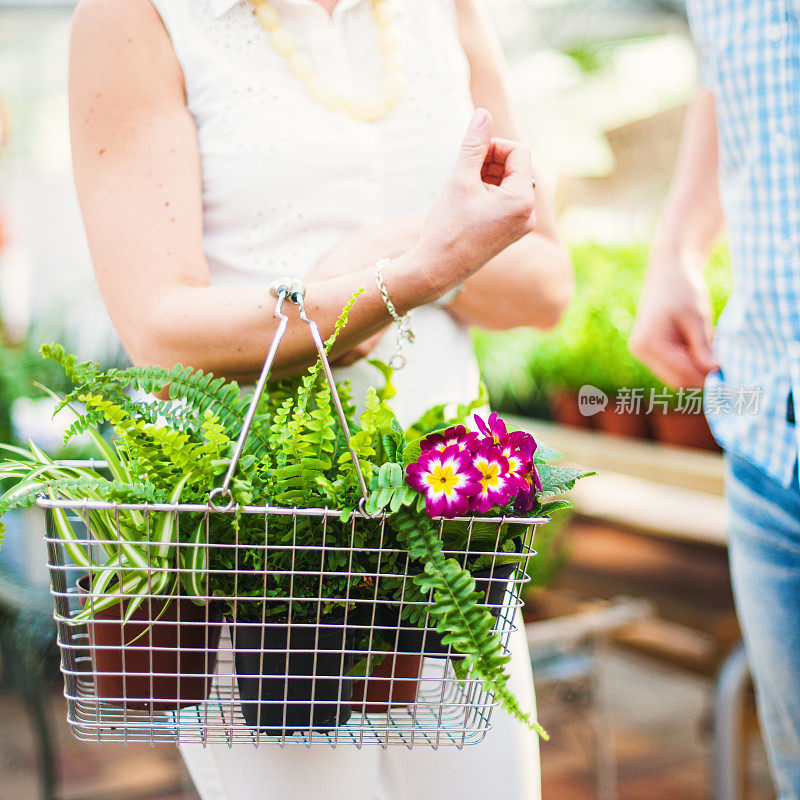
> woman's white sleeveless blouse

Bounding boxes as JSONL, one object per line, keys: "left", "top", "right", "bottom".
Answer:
{"left": 146, "top": 1, "right": 540, "bottom": 798}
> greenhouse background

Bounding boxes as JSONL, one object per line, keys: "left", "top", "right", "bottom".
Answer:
{"left": 0, "top": 2, "right": 770, "bottom": 799}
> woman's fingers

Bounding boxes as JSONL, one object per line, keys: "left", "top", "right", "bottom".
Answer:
{"left": 455, "top": 107, "right": 494, "bottom": 175}
{"left": 493, "top": 139, "right": 534, "bottom": 195}
{"left": 418, "top": 117, "right": 539, "bottom": 286}
{"left": 481, "top": 160, "right": 505, "bottom": 186}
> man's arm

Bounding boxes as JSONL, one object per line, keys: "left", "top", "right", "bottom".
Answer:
{"left": 630, "top": 89, "right": 725, "bottom": 388}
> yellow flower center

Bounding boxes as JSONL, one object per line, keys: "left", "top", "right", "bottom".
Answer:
{"left": 426, "top": 464, "right": 460, "bottom": 495}
{"left": 477, "top": 461, "right": 500, "bottom": 492}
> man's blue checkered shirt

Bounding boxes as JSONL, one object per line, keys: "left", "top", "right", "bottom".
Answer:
{"left": 688, "top": 0, "right": 800, "bottom": 486}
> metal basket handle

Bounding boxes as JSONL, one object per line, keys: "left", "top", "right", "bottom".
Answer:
{"left": 208, "top": 278, "right": 371, "bottom": 513}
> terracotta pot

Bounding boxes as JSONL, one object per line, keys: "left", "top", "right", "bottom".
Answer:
{"left": 595, "top": 405, "right": 651, "bottom": 440}
{"left": 551, "top": 390, "right": 593, "bottom": 429}
{"left": 77, "top": 575, "right": 222, "bottom": 711}
{"left": 230, "top": 614, "right": 354, "bottom": 734}
{"left": 352, "top": 653, "right": 423, "bottom": 714}
{"left": 651, "top": 410, "right": 721, "bottom": 452}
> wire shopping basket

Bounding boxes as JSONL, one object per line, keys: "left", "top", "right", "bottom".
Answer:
{"left": 38, "top": 279, "right": 546, "bottom": 748}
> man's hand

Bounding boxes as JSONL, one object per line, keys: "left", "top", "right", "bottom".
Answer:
{"left": 630, "top": 90, "right": 724, "bottom": 391}
{"left": 630, "top": 254, "right": 719, "bottom": 389}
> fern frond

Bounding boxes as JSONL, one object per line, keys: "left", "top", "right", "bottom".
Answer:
{"left": 393, "top": 506, "right": 548, "bottom": 739}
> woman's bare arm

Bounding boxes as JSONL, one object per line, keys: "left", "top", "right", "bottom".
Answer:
{"left": 70, "top": 0, "right": 536, "bottom": 379}
{"left": 70, "top": 0, "right": 420, "bottom": 380}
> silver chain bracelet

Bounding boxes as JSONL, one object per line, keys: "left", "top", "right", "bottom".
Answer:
{"left": 375, "top": 257, "right": 414, "bottom": 370}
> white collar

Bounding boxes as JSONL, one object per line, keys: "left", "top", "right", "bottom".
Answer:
{"left": 210, "top": 0, "right": 366, "bottom": 18}
{"left": 210, "top": 0, "right": 240, "bottom": 16}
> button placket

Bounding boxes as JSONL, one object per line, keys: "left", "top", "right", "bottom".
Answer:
{"left": 313, "top": 1, "right": 385, "bottom": 224}
{"left": 306, "top": 9, "right": 354, "bottom": 95}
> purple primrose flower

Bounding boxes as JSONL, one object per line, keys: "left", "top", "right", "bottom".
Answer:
{"left": 406, "top": 444, "right": 481, "bottom": 518}
{"left": 420, "top": 424, "right": 479, "bottom": 454}
{"left": 470, "top": 444, "right": 515, "bottom": 513}
{"left": 408, "top": 413, "right": 544, "bottom": 517}
{"left": 473, "top": 412, "right": 509, "bottom": 446}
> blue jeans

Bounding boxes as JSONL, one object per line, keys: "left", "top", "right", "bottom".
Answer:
{"left": 726, "top": 453, "right": 800, "bottom": 800}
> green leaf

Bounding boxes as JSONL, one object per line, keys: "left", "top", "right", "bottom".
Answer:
{"left": 532, "top": 442, "right": 563, "bottom": 464}
{"left": 151, "top": 473, "right": 192, "bottom": 560}
{"left": 537, "top": 498, "right": 574, "bottom": 515}
{"left": 537, "top": 464, "right": 596, "bottom": 497}
{"left": 366, "top": 359, "right": 397, "bottom": 402}
{"left": 47, "top": 499, "right": 93, "bottom": 568}
{"left": 180, "top": 518, "right": 209, "bottom": 603}
{"left": 402, "top": 438, "right": 423, "bottom": 468}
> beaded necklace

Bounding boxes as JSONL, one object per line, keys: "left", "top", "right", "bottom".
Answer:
{"left": 247, "top": 0, "right": 406, "bottom": 122}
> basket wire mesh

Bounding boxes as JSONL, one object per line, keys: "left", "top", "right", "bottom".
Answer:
{"left": 42, "top": 501, "right": 540, "bottom": 747}
{"left": 38, "top": 281, "right": 545, "bottom": 747}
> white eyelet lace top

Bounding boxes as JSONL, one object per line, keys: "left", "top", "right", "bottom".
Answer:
{"left": 149, "top": 0, "right": 481, "bottom": 426}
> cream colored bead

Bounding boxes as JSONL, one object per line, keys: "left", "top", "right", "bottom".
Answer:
{"left": 270, "top": 27, "right": 295, "bottom": 58}
{"left": 248, "top": 0, "right": 402, "bottom": 123}
{"left": 379, "top": 28, "right": 400, "bottom": 53}
{"left": 288, "top": 52, "right": 314, "bottom": 82}
{"left": 348, "top": 93, "right": 389, "bottom": 123}
{"left": 254, "top": 3, "right": 280, "bottom": 31}
{"left": 383, "top": 49, "right": 405, "bottom": 73}
{"left": 382, "top": 74, "right": 406, "bottom": 108}
{"left": 310, "top": 78, "right": 346, "bottom": 112}
{"left": 373, "top": 2, "right": 394, "bottom": 27}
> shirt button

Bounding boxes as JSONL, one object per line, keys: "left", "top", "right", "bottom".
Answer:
{"left": 781, "top": 238, "right": 794, "bottom": 256}
{"left": 766, "top": 23, "right": 785, "bottom": 42}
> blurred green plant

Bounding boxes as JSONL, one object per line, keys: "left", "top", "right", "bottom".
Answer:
{"left": 0, "top": 337, "right": 74, "bottom": 446}
{"left": 525, "top": 508, "right": 571, "bottom": 591}
{"left": 474, "top": 242, "right": 732, "bottom": 416}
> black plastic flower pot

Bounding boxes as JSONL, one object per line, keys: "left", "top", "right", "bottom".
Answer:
{"left": 384, "top": 561, "right": 519, "bottom": 660}
{"left": 229, "top": 613, "right": 355, "bottom": 735}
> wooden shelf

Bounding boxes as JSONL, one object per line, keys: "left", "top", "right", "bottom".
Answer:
{"left": 569, "top": 470, "right": 728, "bottom": 547}
{"left": 508, "top": 418, "right": 728, "bottom": 547}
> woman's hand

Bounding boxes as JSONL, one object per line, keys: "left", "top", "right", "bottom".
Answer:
{"left": 414, "top": 108, "right": 537, "bottom": 296}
